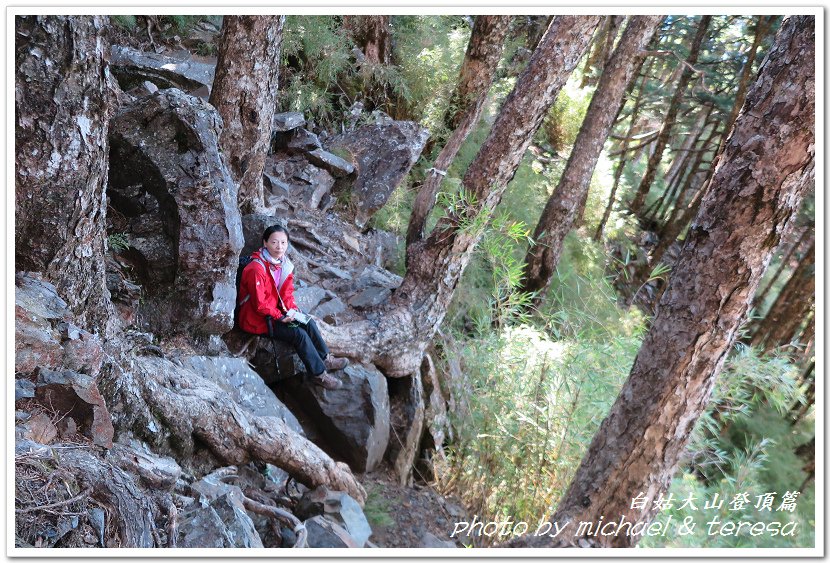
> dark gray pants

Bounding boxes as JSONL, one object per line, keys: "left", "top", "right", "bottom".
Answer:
{"left": 268, "top": 318, "right": 328, "bottom": 377}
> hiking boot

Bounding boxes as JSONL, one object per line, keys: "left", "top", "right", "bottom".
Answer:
{"left": 312, "top": 372, "right": 343, "bottom": 390}
{"left": 324, "top": 354, "right": 350, "bottom": 371}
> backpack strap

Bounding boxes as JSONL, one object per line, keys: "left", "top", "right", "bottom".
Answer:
{"left": 238, "top": 258, "right": 268, "bottom": 307}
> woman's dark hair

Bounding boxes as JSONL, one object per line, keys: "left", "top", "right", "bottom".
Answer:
{"left": 262, "top": 224, "right": 290, "bottom": 244}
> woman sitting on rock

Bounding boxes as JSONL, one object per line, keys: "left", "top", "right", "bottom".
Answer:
{"left": 238, "top": 224, "right": 348, "bottom": 390}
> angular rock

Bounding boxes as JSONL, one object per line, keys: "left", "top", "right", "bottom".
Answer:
{"left": 296, "top": 486, "right": 372, "bottom": 547}
{"left": 304, "top": 515, "right": 359, "bottom": 548}
{"left": 60, "top": 323, "right": 104, "bottom": 377}
{"left": 35, "top": 368, "right": 115, "bottom": 448}
{"left": 356, "top": 264, "right": 403, "bottom": 290}
{"left": 109, "top": 441, "right": 183, "bottom": 491}
{"left": 185, "top": 356, "right": 303, "bottom": 434}
{"left": 251, "top": 338, "right": 307, "bottom": 385}
{"left": 22, "top": 412, "right": 58, "bottom": 445}
{"left": 15, "top": 271, "right": 71, "bottom": 320}
{"left": 210, "top": 492, "right": 264, "bottom": 548}
{"left": 386, "top": 371, "right": 425, "bottom": 487}
{"left": 177, "top": 504, "right": 234, "bottom": 548}
{"left": 348, "top": 287, "right": 391, "bottom": 310}
{"left": 420, "top": 531, "right": 457, "bottom": 548}
{"left": 294, "top": 286, "right": 328, "bottom": 313}
{"left": 15, "top": 273, "right": 68, "bottom": 376}
{"left": 109, "top": 88, "right": 243, "bottom": 335}
{"left": 327, "top": 116, "right": 429, "bottom": 228}
{"left": 110, "top": 45, "right": 216, "bottom": 94}
{"left": 312, "top": 297, "right": 346, "bottom": 322}
{"left": 305, "top": 148, "right": 355, "bottom": 178}
{"left": 15, "top": 378, "right": 36, "bottom": 400}
{"left": 286, "top": 363, "right": 389, "bottom": 472}
{"left": 273, "top": 127, "right": 322, "bottom": 153}
{"left": 272, "top": 111, "right": 305, "bottom": 132}
{"left": 263, "top": 173, "right": 292, "bottom": 197}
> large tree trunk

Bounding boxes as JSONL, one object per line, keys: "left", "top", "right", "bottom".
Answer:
{"left": 752, "top": 237, "right": 815, "bottom": 353}
{"left": 512, "top": 15, "right": 814, "bottom": 548}
{"left": 343, "top": 15, "right": 392, "bottom": 65}
{"left": 520, "top": 16, "right": 662, "bottom": 298}
{"left": 321, "top": 16, "right": 602, "bottom": 377}
{"left": 15, "top": 16, "right": 114, "bottom": 334}
{"left": 628, "top": 16, "right": 711, "bottom": 214}
{"left": 209, "top": 16, "right": 284, "bottom": 214}
{"left": 406, "top": 15, "right": 511, "bottom": 249}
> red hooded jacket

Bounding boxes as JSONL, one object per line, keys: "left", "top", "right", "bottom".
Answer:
{"left": 237, "top": 249, "right": 298, "bottom": 335}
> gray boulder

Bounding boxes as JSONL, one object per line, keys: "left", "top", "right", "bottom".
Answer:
{"left": 304, "top": 515, "right": 359, "bottom": 548}
{"left": 109, "top": 441, "right": 183, "bottom": 492}
{"left": 14, "top": 273, "right": 72, "bottom": 376}
{"left": 272, "top": 111, "right": 306, "bottom": 132}
{"left": 348, "top": 287, "right": 391, "bottom": 310}
{"left": 273, "top": 127, "right": 322, "bottom": 153}
{"left": 287, "top": 363, "right": 390, "bottom": 472}
{"left": 109, "top": 88, "right": 243, "bottom": 335}
{"left": 312, "top": 297, "right": 347, "bottom": 323}
{"left": 296, "top": 486, "right": 372, "bottom": 547}
{"left": 180, "top": 474, "right": 263, "bottom": 548}
{"left": 185, "top": 356, "right": 303, "bottom": 434}
{"left": 305, "top": 148, "right": 355, "bottom": 178}
{"left": 294, "top": 286, "right": 329, "bottom": 313}
{"left": 327, "top": 115, "right": 429, "bottom": 229}
{"left": 110, "top": 45, "right": 215, "bottom": 94}
{"left": 420, "top": 531, "right": 457, "bottom": 548}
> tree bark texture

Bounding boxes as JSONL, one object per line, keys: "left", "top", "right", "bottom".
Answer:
{"left": 321, "top": 16, "right": 601, "bottom": 378}
{"left": 629, "top": 16, "right": 711, "bottom": 214}
{"left": 752, "top": 237, "right": 815, "bottom": 353}
{"left": 343, "top": 15, "right": 392, "bottom": 65}
{"left": 209, "top": 16, "right": 284, "bottom": 214}
{"left": 406, "top": 15, "right": 511, "bottom": 248}
{"left": 514, "top": 15, "right": 814, "bottom": 548}
{"left": 15, "top": 16, "right": 115, "bottom": 333}
{"left": 520, "top": 16, "right": 662, "bottom": 298}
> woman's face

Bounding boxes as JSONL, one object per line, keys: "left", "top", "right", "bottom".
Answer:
{"left": 264, "top": 231, "right": 288, "bottom": 259}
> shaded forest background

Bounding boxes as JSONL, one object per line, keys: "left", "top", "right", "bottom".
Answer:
{"left": 15, "top": 14, "right": 815, "bottom": 549}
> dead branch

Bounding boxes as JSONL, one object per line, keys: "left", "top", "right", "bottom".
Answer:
{"left": 241, "top": 495, "right": 308, "bottom": 548}
{"left": 16, "top": 486, "right": 92, "bottom": 514}
{"left": 166, "top": 501, "right": 178, "bottom": 548}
